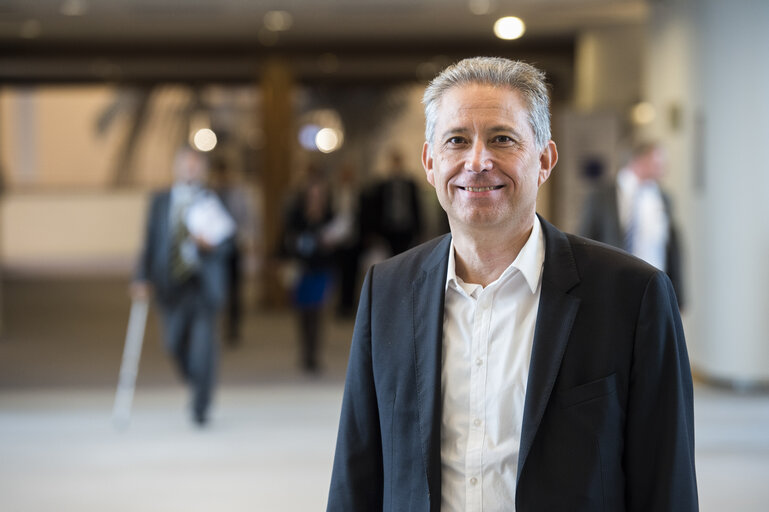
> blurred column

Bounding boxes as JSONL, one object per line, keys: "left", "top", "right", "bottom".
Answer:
{"left": 553, "top": 27, "right": 643, "bottom": 232}
{"left": 646, "top": 0, "right": 769, "bottom": 385}
{"left": 260, "top": 58, "right": 294, "bottom": 308}
{"left": 574, "top": 26, "right": 644, "bottom": 113}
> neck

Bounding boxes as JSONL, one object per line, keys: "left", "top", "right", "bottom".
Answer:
{"left": 451, "top": 216, "right": 535, "bottom": 287}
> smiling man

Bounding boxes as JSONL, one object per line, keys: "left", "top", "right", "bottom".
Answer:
{"left": 327, "top": 57, "right": 698, "bottom": 511}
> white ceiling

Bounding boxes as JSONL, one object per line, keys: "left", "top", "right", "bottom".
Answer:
{"left": 1, "top": 0, "right": 647, "bottom": 45}
{"left": 0, "top": 0, "right": 648, "bottom": 84}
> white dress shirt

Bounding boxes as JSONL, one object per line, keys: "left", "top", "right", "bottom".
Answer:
{"left": 440, "top": 218, "right": 545, "bottom": 512}
{"left": 616, "top": 167, "right": 669, "bottom": 272}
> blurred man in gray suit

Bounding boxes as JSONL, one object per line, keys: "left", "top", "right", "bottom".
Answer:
{"left": 132, "top": 145, "right": 232, "bottom": 426}
{"left": 579, "top": 141, "right": 685, "bottom": 309}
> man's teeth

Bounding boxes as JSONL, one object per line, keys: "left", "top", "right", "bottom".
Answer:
{"left": 464, "top": 186, "right": 499, "bottom": 192}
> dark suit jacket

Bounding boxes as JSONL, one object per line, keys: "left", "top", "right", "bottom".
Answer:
{"left": 135, "top": 190, "right": 230, "bottom": 309}
{"left": 327, "top": 216, "right": 697, "bottom": 511}
{"left": 580, "top": 182, "right": 685, "bottom": 309}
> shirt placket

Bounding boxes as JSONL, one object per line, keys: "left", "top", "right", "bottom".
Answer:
{"left": 465, "top": 287, "right": 492, "bottom": 511}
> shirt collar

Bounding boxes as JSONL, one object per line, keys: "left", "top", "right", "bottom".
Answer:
{"left": 445, "top": 216, "right": 545, "bottom": 295}
{"left": 618, "top": 166, "right": 660, "bottom": 195}
{"left": 617, "top": 166, "right": 639, "bottom": 194}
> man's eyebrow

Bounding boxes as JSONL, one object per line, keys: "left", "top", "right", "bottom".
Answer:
{"left": 439, "top": 127, "right": 470, "bottom": 139}
{"left": 439, "top": 125, "right": 524, "bottom": 140}
{"left": 489, "top": 124, "right": 521, "bottom": 136}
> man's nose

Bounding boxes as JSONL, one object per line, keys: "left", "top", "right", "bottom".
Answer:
{"left": 465, "top": 141, "right": 492, "bottom": 173}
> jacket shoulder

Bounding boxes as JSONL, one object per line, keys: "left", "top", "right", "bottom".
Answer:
{"left": 563, "top": 232, "right": 670, "bottom": 300}
{"left": 566, "top": 232, "right": 656, "bottom": 273}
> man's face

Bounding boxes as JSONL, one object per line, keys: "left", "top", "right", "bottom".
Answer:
{"left": 175, "top": 150, "right": 207, "bottom": 186}
{"left": 637, "top": 147, "right": 666, "bottom": 182}
{"left": 422, "top": 83, "right": 557, "bottom": 235}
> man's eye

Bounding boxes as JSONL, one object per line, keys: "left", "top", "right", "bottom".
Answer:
{"left": 493, "top": 135, "right": 514, "bottom": 144}
{"left": 447, "top": 136, "right": 467, "bottom": 145}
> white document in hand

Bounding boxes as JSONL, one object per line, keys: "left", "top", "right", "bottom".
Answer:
{"left": 185, "top": 194, "right": 236, "bottom": 246}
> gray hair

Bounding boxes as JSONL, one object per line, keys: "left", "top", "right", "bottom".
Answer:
{"left": 422, "top": 57, "right": 551, "bottom": 150}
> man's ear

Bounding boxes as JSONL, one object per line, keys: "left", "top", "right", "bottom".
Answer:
{"left": 422, "top": 142, "right": 435, "bottom": 187}
{"left": 538, "top": 140, "right": 558, "bottom": 187}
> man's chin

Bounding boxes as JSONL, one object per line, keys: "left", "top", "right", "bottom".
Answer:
{"left": 452, "top": 211, "right": 504, "bottom": 230}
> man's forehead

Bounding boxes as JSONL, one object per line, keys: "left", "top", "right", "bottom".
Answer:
{"left": 436, "top": 84, "right": 528, "bottom": 124}
{"left": 440, "top": 84, "right": 523, "bottom": 110}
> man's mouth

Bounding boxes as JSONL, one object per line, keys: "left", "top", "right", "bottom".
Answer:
{"left": 458, "top": 185, "right": 504, "bottom": 192}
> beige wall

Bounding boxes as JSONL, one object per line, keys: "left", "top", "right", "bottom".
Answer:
{"left": 1, "top": 191, "right": 147, "bottom": 275}
{"left": 1, "top": 86, "right": 127, "bottom": 188}
{"left": 0, "top": 85, "right": 206, "bottom": 190}
{"left": 645, "top": 0, "right": 769, "bottom": 383}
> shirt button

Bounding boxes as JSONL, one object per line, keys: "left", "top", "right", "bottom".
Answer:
{"left": 470, "top": 477, "right": 478, "bottom": 485}
{"left": 475, "top": 358, "right": 483, "bottom": 366}
{"left": 473, "top": 418, "right": 482, "bottom": 427}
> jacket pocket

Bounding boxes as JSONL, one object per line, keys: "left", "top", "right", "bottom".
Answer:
{"left": 559, "top": 373, "right": 617, "bottom": 408}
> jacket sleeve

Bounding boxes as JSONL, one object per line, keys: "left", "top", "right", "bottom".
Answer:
{"left": 624, "top": 271, "right": 699, "bottom": 511}
{"left": 327, "top": 267, "right": 384, "bottom": 511}
{"left": 199, "top": 233, "right": 234, "bottom": 309}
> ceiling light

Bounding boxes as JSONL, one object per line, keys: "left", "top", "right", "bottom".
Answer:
{"left": 468, "top": 0, "right": 493, "bottom": 16}
{"left": 494, "top": 16, "right": 525, "bottom": 40}
{"left": 315, "top": 128, "right": 342, "bottom": 154}
{"left": 264, "top": 10, "right": 293, "bottom": 32}
{"left": 60, "top": 0, "right": 89, "bottom": 16}
{"left": 630, "top": 102, "right": 656, "bottom": 125}
{"left": 299, "top": 109, "right": 344, "bottom": 153}
{"left": 299, "top": 124, "right": 321, "bottom": 151}
{"left": 192, "top": 128, "right": 218, "bottom": 152}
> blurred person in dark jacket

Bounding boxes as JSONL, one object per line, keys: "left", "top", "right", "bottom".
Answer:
{"left": 373, "top": 149, "right": 423, "bottom": 256}
{"left": 579, "top": 141, "right": 685, "bottom": 309}
{"left": 210, "top": 157, "right": 260, "bottom": 346}
{"left": 328, "top": 162, "right": 363, "bottom": 317}
{"left": 131, "top": 145, "right": 233, "bottom": 426}
{"left": 282, "top": 175, "right": 335, "bottom": 373}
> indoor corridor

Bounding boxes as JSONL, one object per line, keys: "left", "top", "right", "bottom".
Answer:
{"left": 1, "top": 277, "right": 768, "bottom": 511}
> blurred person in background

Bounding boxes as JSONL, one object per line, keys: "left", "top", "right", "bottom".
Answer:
{"left": 328, "top": 161, "right": 363, "bottom": 318}
{"left": 131, "top": 145, "right": 234, "bottom": 426}
{"left": 282, "top": 172, "right": 336, "bottom": 374}
{"left": 579, "top": 140, "right": 685, "bottom": 309}
{"left": 372, "top": 149, "right": 423, "bottom": 256}
{"left": 328, "top": 57, "right": 697, "bottom": 511}
{"left": 210, "top": 157, "right": 260, "bottom": 346}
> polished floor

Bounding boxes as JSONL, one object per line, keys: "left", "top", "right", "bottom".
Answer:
{"left": 1, "top": 277, "right": 768, "bottom": 511}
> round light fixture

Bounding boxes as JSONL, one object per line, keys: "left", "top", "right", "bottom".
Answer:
{"left": 298, "top": 124, "right": 321, "bottom": 151}
{"left": 264, "top": 10, "right": 293, "bottom": 32}
{"left": 630, "top": 102, "right": 656, "bottom": 125}
{"left": 468, "top": 0, "right": 492, "bottom": 16}
{"left": 494, "top": 16, "right": 525, "bottom": 40}
{"left": 60, "top": 0, "right": 89, "bottom": 16}
{"left": 315, "top": 128, "right": 342, "bottom": 154}
{"left": 192, "top": 128, "right": 217, "bottom": 152}
{"left": 298, "top": 109, "right": 345, "bottom": 153}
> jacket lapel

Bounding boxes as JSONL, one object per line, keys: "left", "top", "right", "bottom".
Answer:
{"left": 517, "top": 217, "right": 581, "bottom": 483}
{"left": 412, "top": 234, "right": 451, "bottom": 510}
{"left": 157, "top": 192, "right": 172, "bottom": 266}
